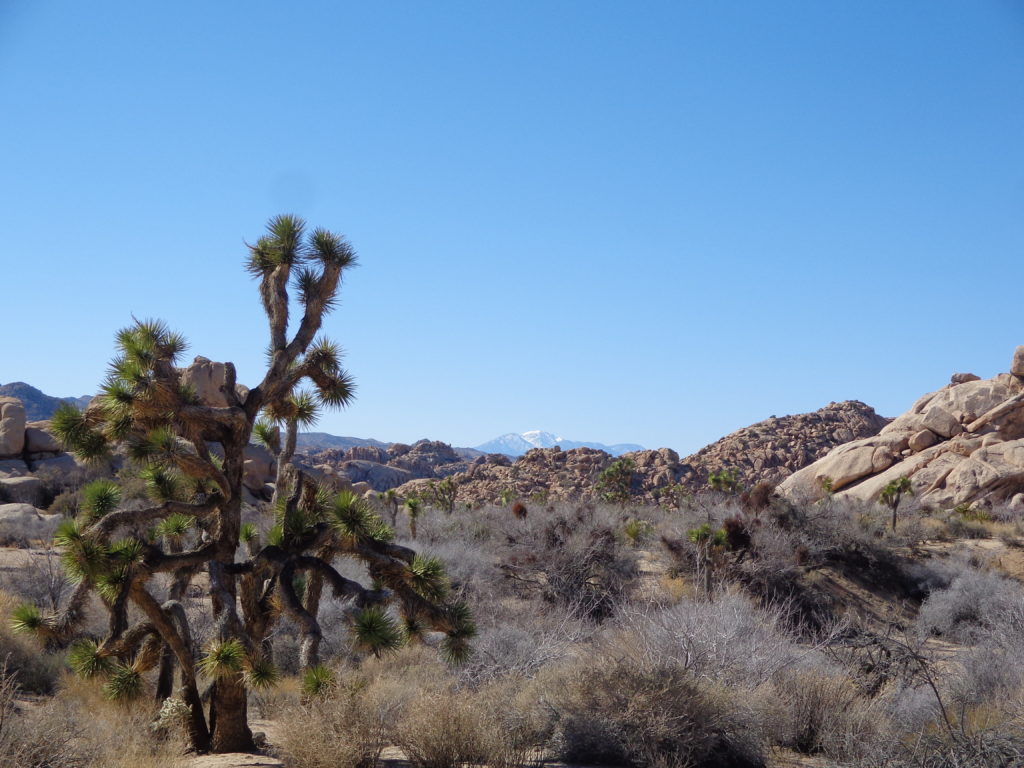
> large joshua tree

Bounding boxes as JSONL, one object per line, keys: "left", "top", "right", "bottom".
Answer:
{"left": 14, "top": 216, "right": 473, "bottom": 754}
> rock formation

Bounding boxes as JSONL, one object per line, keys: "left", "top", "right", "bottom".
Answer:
{"left": 674, "top": 401, "right": 890, "bottom": 489}
{"left": 391, "top": 401, "right": 891, "bottom": 505}
{"left": 780, "top": 347, "right": 1024, "bottom": 510}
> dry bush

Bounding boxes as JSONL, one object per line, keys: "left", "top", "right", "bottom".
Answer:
{"left": 394, "top": 680, "right": 545, "bottom": 768}
{"left": 540, "top": 654, "right": 764, "bottom": 768}
{"left": 915, "top": 568, "right": 1022, "bottom": 643}
{"left": 0, "top": 590, "right": 62, "bottom": 694}
{"left": 0, "top": 671, "right": 82, "bottom": 768}
{"left": 0, "top": 669, "right": 184, "bottom": 768}
{"left": 613, "top": 593, "right": 808, "bottom": 689}
{"left": 276, "top": 675, "right": 395, "bottom": 768}
{"left": 765, "top": 666, "right": 879, "bottom": 759}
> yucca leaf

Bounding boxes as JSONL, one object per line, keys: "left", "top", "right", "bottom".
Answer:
{"left": 140, "top": 464, "right": 183, "bottom": 502}
{"left": 239, "top": 522, "right": 258, "bottom": 543}
{"left": 350, "top": 606, "right": 404, "bottom": 658}
{"left": 266, "top": 523, "right": 284, "bottom": 547}
{"left": 81, "top": 479, "right": 121, "bottom": 522}
{"left": 10, "top": 603, "right": 43, "bottom": 634}
{"left": 244, "top": 655, "right": 280, "bottom": 690}
{"left": 252, "top": 419, "right": 281, "bottom": 454}
{"left": 102, "top": 664, "right": 145, "bottom": 702}
{"left": 68, "top": 639, "right": 115, "bottom": 678}
{"left": 198, "top": 638, "right": 246, "bottom": 680}
{"left": 301, "top": 664, "right": 335, "bottom": 698}
{"left": 408, "top": 555, "right": 449, "bottom": 601}
{"left": 444, "top": 601, "right": 476, "bottom": 642}
{"left": 95, "top": 567, "right": 130, "bottom": 602}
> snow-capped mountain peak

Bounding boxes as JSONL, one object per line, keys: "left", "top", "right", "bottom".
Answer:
{"left": 475, "top": 431, "right": 643, "bottom": 457}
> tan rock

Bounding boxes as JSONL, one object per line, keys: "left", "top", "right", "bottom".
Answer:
{"left": 909, "top": 429, "right": 939, "bottom": 453}
{"left": 0, "top": 476, "right": 44, "bottom": 507}
{"left": 1013, "top": 346, "right": 1024, "bottom": 377}
{"left": 25, "top": 421, "right": 60, "bottom": 454}
{"left": 180, "top": 357, "right": 233, "bottom": 407}
{"left": 0, "top": 397, "right": 26, "bottom": 457}
{"left": 783, "top": 351, "right": 1024, "bottom": 509}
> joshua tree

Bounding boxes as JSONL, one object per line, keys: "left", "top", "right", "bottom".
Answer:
{"left": 595, "top": 457, "right": 635, "bottom": 505}
{"left": 377, "top": 488, "right": 401, "bottom": 527}
{"left": 405, "top": 496, "right": 423, "bottom": 539}
{"left": 707, "top": 468, "right": 741, "bottom": 495}
{"left": 880, "top": 476, "right": 913, "bottom": 531}
{"left": 12, "top": 216, "right": 474, "bottom": 754}
{"left": 428, "top": 476, "right": 458, "bottom": 514}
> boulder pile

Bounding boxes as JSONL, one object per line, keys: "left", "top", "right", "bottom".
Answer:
{"left": 780, "top": 347, "right": 1024, "bottom": 510}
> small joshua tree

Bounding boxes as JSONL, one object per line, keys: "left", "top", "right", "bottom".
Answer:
{"left": 428, "top": 476, "right": 458, "bottom": 514}
{"left": 880, "top": 476, "right": 913, "bottom": 532}
{"left": 596, "top": 457, "right": 635, "bottom": 505}
{"left": 707, "top": 468, "right": 741, "bottom": 495}
{"left": 12, "top": 216, "right": 474, "bottom": 754}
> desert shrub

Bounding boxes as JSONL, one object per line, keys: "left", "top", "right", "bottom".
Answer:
{"left": 542, "top": 655, "right": 764, "bottom": 768}
{"left": 277, "top": 675, "right": 395, "bottom": 768}
{"left": 614, "top": 593, "right": 806, "bottom": 689}
{"left": 395, "top": 686, "right": 535, "bottom": 768}
{"left": 457, "top": 610, "right": 592, "bottom": 685}
{"left": 0, "top": 669, "right": 184, "bottom": 768}
{"left": 916, "top": 568, "right": 1022, "bottom": 643}
{"left": 0, "top": 591, "right": 62, "bottom": 694}
{"left": 766, "top": 667, "right": 878, "bottom": 758}
{"left": 497, "top": 503, "right": 638, "bottom": 621}
{"left": 0, "top": 671, "right": 81, "bottom": 768}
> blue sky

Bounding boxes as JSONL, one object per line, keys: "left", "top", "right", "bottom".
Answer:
{"left": 2, "top": 2, "right": 1022, "bottom": 454}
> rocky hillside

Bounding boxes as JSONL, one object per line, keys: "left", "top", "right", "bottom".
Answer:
{"left": 781, "top": 347, "right": 1024, "bottom": 511}
{"left": 676, "top": 400, "right": 890, "bottom": 489}
{"left": 298, "top": 439, "right": 500, "bottom": 491}
{"left": 0, "top": 382, "right": 91, "bottom": 421}
{"left": 396, "top": 400, "right": 891, "bottom": 505}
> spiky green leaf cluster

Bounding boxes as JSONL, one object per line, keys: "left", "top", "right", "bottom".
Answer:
{"left": 252, "top": 419, "right": 281, "bottom": 453}
{"left": 329, "top": 491, "right": 392, "bottom": 542}
{"left": 68, "top": 639, "right": 115, "bottom": 678}
{"left": 439, "top": 601, "right": 477, "bottom": 665}
{"left": 301, "top": 664, "right": 336, "bottom": 698}
{"left": 198, "top": 638, "right": 246, "bottom": 680}
{"left": 50, "top": 402, "right": 109, "bottom": 463}
{"left": 408, "top": 555, "right": 449, "bottom": 602}
{"left": 350, "top": 607, "right": 404, "bottom": 658}
{"left": 102, "top": 664, "right": 145, "bottom": 702}
{"left": 10, "top": 603, "right": 42, "bottom": 635}
{"left": 239, "top": 522, "right": 258, "bottom": 543}
{"left": 140, "top": 464, "right": 184, "bottom": 502}
{"left": 154, "top": 513, "right": 195, "bottom": 543}
{"left": 243, "top": 655, "right": 280, "bottom": 690}
{"left": 81, "top": 479, "right": 121, "bottom": 523}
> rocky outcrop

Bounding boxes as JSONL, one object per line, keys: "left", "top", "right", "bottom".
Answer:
{"left": 780, "top": 347, "right": 1024, "bottom": 509}
{"left": 298, "top": 439, "right": 480, "bottom": 492}
{"left": 0, "top": 398, "right": 26, "bottom": 457}
{"left": 675, "top": 401, "right": 890, "bottom": 489}
{"left": 0, "top": 476, "right": 44, "bottom": 507}
{"left": 391, "top": 402, "right": 892, "bottom": 506}
{"left": 180, "top": 356, "right": 240, "bottom": 407}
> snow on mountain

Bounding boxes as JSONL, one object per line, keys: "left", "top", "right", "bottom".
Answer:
{"left": 475, "top": 430, "right": 643, "bottom": 457}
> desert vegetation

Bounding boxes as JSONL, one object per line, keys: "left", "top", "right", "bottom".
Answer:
{"left": 5, "top": 475, "right": 1024, "bottom": 766}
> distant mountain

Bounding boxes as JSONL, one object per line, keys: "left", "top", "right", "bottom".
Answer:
{"left": 0, "top": 382, "right": 92, "bottom": 421}
{"left": 296, "top": 433, "right": 391, "bottom": 453}
{"left": 475, "top": 430, "right": 643, "bottom": 457}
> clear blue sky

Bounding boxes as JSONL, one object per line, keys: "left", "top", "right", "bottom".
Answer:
{"left": 2, "top": 2, "right": 1022, "bottom": 454}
